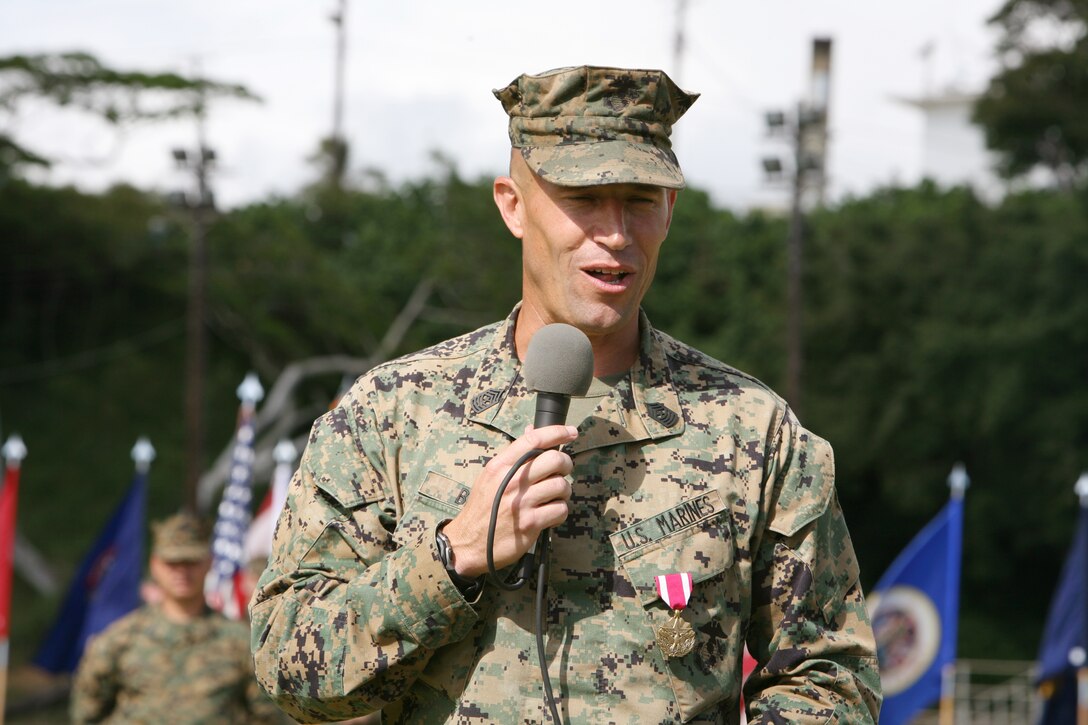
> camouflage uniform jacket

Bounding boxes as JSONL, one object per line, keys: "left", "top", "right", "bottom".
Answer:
{"left": 251, "top": 308, "right": 881, "bottom": 724}
{"left": 71, "top": 604, "right": 281, "bottom": 724}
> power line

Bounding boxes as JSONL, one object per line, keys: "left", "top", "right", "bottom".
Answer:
{"left": 0, "top": 319, "right": 185, "bottom": 385}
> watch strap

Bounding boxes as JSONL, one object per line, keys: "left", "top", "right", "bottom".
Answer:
{"left": 435, "top": 524, "right": 483, "bottom": 598}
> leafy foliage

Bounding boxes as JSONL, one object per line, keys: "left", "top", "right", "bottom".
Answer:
{"left": 974, "top": 0, "right": 1088, "bottom": 186}
{"left": 0, "top": 52, "right": 257, "bottom": 177}
{"left": 805, "top": 181, "right": 1088, "bottom": 657}
{"left": 2, "top": 168, "right": 1086, "bottom": 668}
{"left": 647, "top": 188, "right": 788, "bottom": 380}
{"left": 206, "top": 165, "right": 519, "bottom": 379}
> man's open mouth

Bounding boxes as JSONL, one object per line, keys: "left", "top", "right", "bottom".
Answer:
{"left": 586, "top": 269, "right": 630, "bottom": 285}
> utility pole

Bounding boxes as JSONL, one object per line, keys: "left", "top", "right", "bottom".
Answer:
{"left": 327, "top": 0, "right": 349, "bottom": 187}
{"left": 785, "top": 102, "right": 806, "bottom": 416}
{"left": 673, "top": 0, "right": 689, "bottom": 84}
{"left": 761, "top": 38, "right": 833, "bottom": 418}
{"left": 172, "top": 77, "right": 217, "bottom": 513}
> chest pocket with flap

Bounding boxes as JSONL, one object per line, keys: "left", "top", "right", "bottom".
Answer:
{"left": 610, "top": 490, "right": 744, "bottom": 721}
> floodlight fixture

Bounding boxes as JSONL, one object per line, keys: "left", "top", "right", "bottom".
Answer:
{"left": 761, "top": 156, "right": 784, "bottom": 182}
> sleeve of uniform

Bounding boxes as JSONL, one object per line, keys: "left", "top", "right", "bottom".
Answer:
{"left": 70, "top": 629, "right": 121, "bottom": 723}
{"left": 743, "top": 409, "right": 882, "bottom": 723}
{"left": 234, "top": 620, "right": 289, "bottom": 724}
{"left": 245, "top": 677, "right": 291, "bottom": 725}
{"left": 249, "top": 379, "right": 481, "bottom": 724}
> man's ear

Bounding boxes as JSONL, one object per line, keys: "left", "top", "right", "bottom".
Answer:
{"left": 664, "top": 189, "right": 679, "bottom": 232}
{"left": 493, "top": 175, "right": 525, "bottom": 239}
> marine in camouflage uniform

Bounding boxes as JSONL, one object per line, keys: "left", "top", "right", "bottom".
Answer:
{"left": 72, "top": 513, "right": 282, "bottom": 724}
{"left": 251, "top": 66, "right": 881, "bottom": 724}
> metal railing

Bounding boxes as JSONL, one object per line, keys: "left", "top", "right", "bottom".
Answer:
{"left": 906, "top": 659, "right": 1040, "bottom": 725}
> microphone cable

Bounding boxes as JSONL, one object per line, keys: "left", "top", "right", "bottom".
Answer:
{"left": 485, "top": 447, "right": 564, "bottom": 725}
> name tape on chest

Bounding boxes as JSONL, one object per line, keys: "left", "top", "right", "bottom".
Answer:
{"left": 610, "top": 490, "right": 726, "bottom": 556}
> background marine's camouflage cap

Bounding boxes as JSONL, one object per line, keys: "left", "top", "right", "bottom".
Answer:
{"left": 151, "top": 512, "right": 211, "bottom": 562}
{"left": 494, "top": 65, "right": 698, "bottom": 189}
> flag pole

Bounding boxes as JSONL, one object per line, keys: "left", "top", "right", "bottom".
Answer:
{"left": 1074, "top": 473, "right": 1088, "bottom": 725}
{"left": 939, "top": 663, "right": 956, "bottom": 725}
{"left": 206, "top": 373, "right": 264, "bottom": 617}
{"left": 1075, "top": 640, "right": 1088, "bottom": 725}
{"left": 271, "top": 439, "right": 297, "bottom": 519}
{"left": 938, "top": 463, "right": 969, "bottom": 725}
{"left": 131, "top": 436, "right": 156, "bottom": 611}
{"left": 0, "top": 435, "right": 28, "bottom": 725}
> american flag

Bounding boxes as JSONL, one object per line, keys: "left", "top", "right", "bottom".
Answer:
{"left": 206, "top": 374, "right": 263, "bottom": 618}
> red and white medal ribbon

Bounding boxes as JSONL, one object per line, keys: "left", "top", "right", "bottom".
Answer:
{"left": 654, "top": 572, "right": 696, "bottom": 658}
{"left": 654, "top": 572, "right": 693, "bottom": 611}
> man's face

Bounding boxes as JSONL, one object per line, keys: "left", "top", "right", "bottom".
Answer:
{"left": 496, "top": 155, "right": 677, "bottom": 344}
{"left": 149, "top": 554, "right": 210, "bottom": 606}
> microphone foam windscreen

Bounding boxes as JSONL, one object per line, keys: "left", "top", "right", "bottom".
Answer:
{"left": 523, "top": 323, "right": 595, "bottom": 397}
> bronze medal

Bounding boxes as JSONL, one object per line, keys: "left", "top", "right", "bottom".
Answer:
{"left": 656, "top": 609, "right": 695, "bottom": 658}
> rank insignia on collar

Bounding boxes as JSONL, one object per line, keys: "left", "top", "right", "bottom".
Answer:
{"left": 646, "top": 402, "right": 679, "bottom": 428}
{"left": 471, "top": 389, "right": 505, "bottom": 415}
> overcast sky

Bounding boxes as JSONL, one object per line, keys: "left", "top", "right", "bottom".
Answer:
{"left": 3, "top": 0, "right": 1004, "bottom": 210}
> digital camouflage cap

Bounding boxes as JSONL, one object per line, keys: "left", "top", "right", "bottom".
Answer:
{"left": 494, "top": 65, "right": 698, "bottom": 189}
{"left": 151, "top": 512, "right": 211, "bottom": 562}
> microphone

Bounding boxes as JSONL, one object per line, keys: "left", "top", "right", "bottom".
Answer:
{"left": 507, "top": 323, "right": 593, "bottom": 587}
{"left": 522, "top": 323, "right": 595, "bottom": 427}
{"left": 519, "top": 325, "right": 595, "bottom": 721}
{"left": 488, "top": 323, "right": 595, "bottom": 591}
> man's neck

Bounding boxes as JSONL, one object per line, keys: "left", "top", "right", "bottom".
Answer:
{"left": 159, "top": 596, "right": 206, "bottom": 624}
{"left": 514, "top": 308, "right": 640, "bottom": 377}
{"left": 585, "top": 335, "right": 638, "bottom": 377}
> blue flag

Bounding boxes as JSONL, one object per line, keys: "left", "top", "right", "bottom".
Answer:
{"left": 33, "top": 471, "right": 147, "bottom": 673}
{"left": 870, "top": 492, "right": 964, "bottom": 725}
{"left": 1034, "top": 503, "right": 1088, "bottom": 723}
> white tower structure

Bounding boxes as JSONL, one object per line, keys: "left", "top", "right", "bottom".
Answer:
{"left": 896, "top": 89, "right": 1004, "bottom": 202}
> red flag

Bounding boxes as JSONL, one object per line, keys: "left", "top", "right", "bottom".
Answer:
{"left": 232, "top": 441, "right": 296, "bottom": 617}
{"left": 0, "top": 463, "right": 22, "bottom": 641}
{"left": 740, "top": 646, "right": 758, "bottom": 723}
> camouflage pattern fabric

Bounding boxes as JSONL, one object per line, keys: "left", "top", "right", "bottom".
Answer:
{"left": 494, "top": 66, "right": 698, "bottom": 189}
{"left": 71, "top": 605, "right": 282, "bottom": 724}
{"left": 251, "top": 307, "right": 882, "bottom": 724}
{"left": 151, "top": 511, "right": 212, "bottom": 561}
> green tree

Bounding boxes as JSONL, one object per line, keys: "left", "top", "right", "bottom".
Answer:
{"left": 0, "top": 52, "right": 256, "bottom": 179}
{"left": 804, "top": 182, "right": 1088, "bottom": 658}
{"left": 206, "top": 163, "right": 517, "bottom": 380}
{"left": 3, "top": 161, "right": 1087, "bottom": 684}
{"left": 974, "top": 0, "right": 1088, "bottom": 187}
{"left": 646, "top": 188, "right": 788, "bottom": 382}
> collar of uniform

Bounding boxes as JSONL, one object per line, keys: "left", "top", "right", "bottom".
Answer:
{"left": 465, "top": 306, "right": 684, "bottom": 452}
{"left": 143, "top": 605, "right": 216, "bottom": 642}
{"left": 464, "top": 306, "right": 532, "bottom": 436}
{"left": 624, "top": 311, "right": 685, "bottom": 441}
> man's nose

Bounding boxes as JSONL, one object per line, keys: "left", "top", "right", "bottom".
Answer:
{"left": 593, "top": 199, "right": 630, "bottom": 250}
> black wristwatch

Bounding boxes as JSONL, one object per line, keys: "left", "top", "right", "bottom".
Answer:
{"left": 435, "top": 523, "right": 484, "bottom": 599}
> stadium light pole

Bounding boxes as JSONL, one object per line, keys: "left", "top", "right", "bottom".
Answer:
{"left": 760, "top": 38, "right": 832, "bottom": 418}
